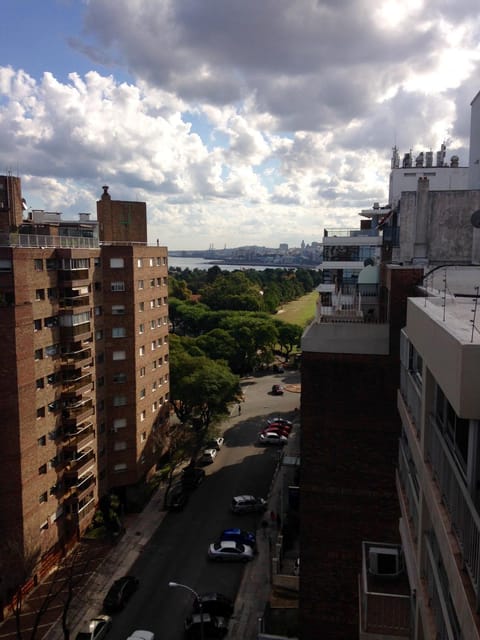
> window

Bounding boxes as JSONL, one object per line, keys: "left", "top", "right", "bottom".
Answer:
{"left": 435, "top": 384, "right": 470, "bottom": 472}
{"left": 94, "top": 257, "right": 101, "bottom": 266}
{"left": 38, "top": 464, "right": 47, "bottom": 475}
{"left": 137, "top": 258, "right": 143, "bottom": 268}
{"left": 163, "top": 277, "right": 167, "bottom": 286}
{"left": 113, "top": 418, "right": 127, "bottom": 430}
{"left": 409, "top": 343, "right": 423, "bottom": 387}
{"left": 46, "top": 258, "right": 59, "bottom": 270}
{"left": 114, "top": 463, "right": 127, "bottom": 473}
{"left": 152, "top": 401, "right": 157, "bottom": 412}
{"left": 138, "top": 280, "right": 144, "bottom": 290}
{"left": 112, "top": 327, "right": 126, "bottom": 338}
{"left": 114, "top": 441, "right": 127, "bottom": 451}
{"left": 34, "top": 319, "right": 42, "bottom": 331}
{"left": 157, "top": 298, "right": 162, "bottom": 307}
{"left": 157, "top": 338, "right": 162, "bottom": 348}
{"left": 140, "top": 388, "right": 146, "bottom": 399}
{"left": 150, "top": 320, "right": 156, "bottom": 330}
{"left": 36, "top": 289, "right": 45, "bottom": 301}
{"left": 163, "top": 296, "right": 168, "bottom": 305}
{"left": 141, "top": 431, "right": 147, "bottom": 442}
{"left": 45, "top": 344, "right": 59, "bottom": 357}
{"left": 157, "top": 257, "right": 162, "bottom": 266}
{"left": 111, "top": 281, "right": 125, "bottom": 292}
{"left": 158, "top": 356, "right": 163, "bottom": 366}
{"left": 150, "top": 279, "right": 155, "bottom": 288}
{"left": 152, "top": 360, "right": 157, "bottom": 370}
{"left": 34, "top": 259, "right": 43, "bottom": 271}
{"left": 0, "top": 258, "right": 12, "bottom": 271}
{"left": 112, "top": 304, "right": 125, "bottom": 315}
{"left": 150, "top": 300, "right": 155, "bottom": 309}
{"left": 94, "top": 281, "right": 102, "bottom": 291}
{"left": 38, "top": 435, "right": 46, "bottom": 446}
{"left": 44, "top": 316, "right": 58, "bottom": 328}
{"left": 157, "top": 318, "right": 162, "bottom": 328}
{"left": 156, "top": 278, "right": 161, "bottom": 287}
{"left": 35, "top": 348, "right": 43, "bottom": 360}
{"left": 113, "top": 372, "right": 127, "bottom": 383}
{"left": 96, "top": 330, "right": 103, "bottom": 340}
{"left": 140, "top": 410, "right": 146, "bottom": 422}
{"left": 110, "top": 258, "right": 124, "bottom": 268}
{"left": 139, "top": 301, "right": 145, "bottom": 312}
{"left": 47, "top": 287, "right": 58, "bottom": 299}
{"left": 113, "top": 350, "right": 126, "bottom": 361}
{"left": 139, "top": 323, "right": 144, "bottom": 334}
{"left": 152, "top": 380, "right": 157, "bottom": 391}
{"left": 113, "top": 395, "right": 127, "bottom": 407}
{"left": 36, "top": 377, "right": 44, "bottom": 389}
{"left": 140, "top": 367, "right": 146, "bottom": 377}
{"left": 151, "top": 341, "right": 156, "bottom": 351}
{"left": 97, "top": 352, "right": 104, "bottom": 364}
{"left": 94, "top": 306, "right": 102, "bottom": 316}
{"left": 39, "top": 492, "right": 48, "bottom": 503}
{"left": 139, "top": 345, "right": 145, "bottom": 356}
{"left": 163, "top": 257, "right": 167, "bottom": 265}
{"left": 149, "top": 258, "right": 154, "bottom": 267}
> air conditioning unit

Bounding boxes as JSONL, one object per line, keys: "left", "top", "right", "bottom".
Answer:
{"left": 368, "top": 546, "right": 404, "bottom": 578}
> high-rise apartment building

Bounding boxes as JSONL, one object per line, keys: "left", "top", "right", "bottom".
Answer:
{"left": 0, "top": 177, "right": 169, "bottom": 616}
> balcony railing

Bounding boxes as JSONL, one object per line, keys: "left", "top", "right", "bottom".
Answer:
{"left": 0, "top": 233, "right": 99, "bottom": 249}
{"left": 62, "top": 398, "right": 94, "bottom": 423}
{"left": 61, "top": 372, "right": 93, "bottom": 395}
{"left": 323, "top": 227, "right": 381, "bottom": 238}
{"left": 397, "top": 442, "right": 420, "bottom": 542}
{"left": 315, "top": 285, "right": 386, "bottom": 324}
{"left": 64, "top": 449, "right": 95, "bottom": 475}
{"left": 61, "top": 346, "right": 92, "bottom": 365}
{"left": 426, "top": 416, "right": 480, "bottom": 604}
{"left": 59, "top": 294, "right": 90, "bottom": 308}
{"left": 399, "top": 366, "right": 421, "bottom": 437}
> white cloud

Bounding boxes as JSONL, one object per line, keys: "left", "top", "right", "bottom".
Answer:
{"left": 1, "top": 0, "right": 480, "bottom": 248}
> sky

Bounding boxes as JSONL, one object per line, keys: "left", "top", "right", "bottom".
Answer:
{"left": 1, "top": 1, "right": 480, "bottom": 251}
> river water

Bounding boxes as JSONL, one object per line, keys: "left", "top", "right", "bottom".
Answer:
{"left": 168, "top": 256, "right": 270, "bottom": 271}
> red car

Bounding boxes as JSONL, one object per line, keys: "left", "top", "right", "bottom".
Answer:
{"left": 264, "top": 421, "right": 292, "bottom": 433}
{"left": 261, "top": 425, "right": 290, "bottom": 438}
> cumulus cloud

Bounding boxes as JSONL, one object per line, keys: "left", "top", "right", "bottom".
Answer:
{"left": 1, "top": 0, "right": 480, "bottom": 248}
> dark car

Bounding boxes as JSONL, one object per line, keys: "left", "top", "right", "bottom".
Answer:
{"left": 220, "top": 528, "right": 256, "bottom": 549}
{"left": 165, "top": 484, "right": 189, "bottom": 511}
{"left": 193, "top": 592, "right": 234, "bottom": 618}
{"left": 181, "top": 466, "right": 206, "bottom": 491}
{"left": 271, "top": 384, "right": 284, "bottom": 395}
{"left": 184, "top": 613, "right": 228, "bottom": 639}
{"left": 231, "top": 495, "right": 267, "bottom": 514}
{"left": 103, "top": 576, "right": 139, "bottom": 613}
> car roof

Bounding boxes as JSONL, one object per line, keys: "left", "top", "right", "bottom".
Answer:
{"left": 217, "top": 540, "right": 241, "bottom": 548}
{"left": 234, "top": 494, "right": 256, "bottom": 501}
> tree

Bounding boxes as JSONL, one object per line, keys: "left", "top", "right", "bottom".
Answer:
{"left": 169, "top": 352, "right": 240, "bottom": 458}
{"left": 275, "top": 322, "right": 303, "bottom": 359}
{"left": 199, "top": 271, "right": 264, "bottom": 311}
{"left": 153, "top": 421, "right": 195, "bottom": 509}
{"left": 169, "top": 276, "right": 192, "bottom": 300}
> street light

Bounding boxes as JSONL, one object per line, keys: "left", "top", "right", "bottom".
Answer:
{"left": 168, "top": 581, "right": 204, "bottom": 640}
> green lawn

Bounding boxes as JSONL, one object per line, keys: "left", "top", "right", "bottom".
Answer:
{"left": 275, "top": 290, "right": 318, "bottom": 327}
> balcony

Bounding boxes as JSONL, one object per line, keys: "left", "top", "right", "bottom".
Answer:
{"left": 63, "top": 448, "right": 95, "bottom": 476}
{"left": 62, "top": 398, "right": 94, "bottom": 423}
{"left": 315, "top": 284, "right": 386, "bottom": 325}
{"left": 61, "top": 372, "right": 93, "bottom": 395}
{"left": 61, "top": 345, "right": 92, "bottom": 366}
{"left": 63, "top": 421, "right": 95, "bottom": 449}
{"left": 60, "top": 322, "right": 91, "bottom": 340}
{"left": 64, "top": 471, "right": 95, "bottom": 498}
{"left": 58, "top": 268, "right": 90, "bottom": 283}
{"left": 359, "top": 541, "right": 411, "bottom": 639}
{"left": 59, "top": 294, "right": 91, "bottom": 309}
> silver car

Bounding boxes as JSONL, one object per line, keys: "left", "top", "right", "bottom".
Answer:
{"left": 208, "top": 540, "right": 254, "bottom": 562}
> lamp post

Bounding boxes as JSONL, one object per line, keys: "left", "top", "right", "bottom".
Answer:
{"left": 168, "top": 581, "right": 204, "bottom": 640}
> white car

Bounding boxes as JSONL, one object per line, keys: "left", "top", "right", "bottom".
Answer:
{"left": 208, "top": 540, "right": 254, "bottom": 562}
{"left": 75, "top": 616, "right": 112, "bottom": 640}
{"left": 200, "top": 448, "right": 217, "bottom": 464}
{"left": 205, "top": 437, "right": 224, "bottom": 450}
{"left": 126, "top": 632, "right": 155, "bottom": 640}
{"left": 258, "top": 431, "right": 288, "bottom": 445}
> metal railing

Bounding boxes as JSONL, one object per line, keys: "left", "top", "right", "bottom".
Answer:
{"left": 399, "top": 366, "right": 422, "bottom": 437}
{"left": 426, "top": 416, "right": 480, "bottom": 604}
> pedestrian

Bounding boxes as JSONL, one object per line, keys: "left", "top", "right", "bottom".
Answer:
{"left": 238, "top": 403, "right": 242, "bottom": 415}
{"left": 270, "top": 510, "right": 276, "bottom": 524}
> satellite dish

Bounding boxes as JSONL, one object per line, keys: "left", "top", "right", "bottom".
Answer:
{"left": 471, "top": 210, "right": 480, "bottom": 228}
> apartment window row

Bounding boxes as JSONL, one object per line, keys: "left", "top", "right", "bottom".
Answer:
{"left": 34, "top": 315, "right": 60, "bottom": 331}
{"left": 36, "top": 372, "right": 61, "bottom": 389}
{"left": 138, "top": 298, "right": 168, "bottom": 310}
{"left": 34, "top": 258, "right": 62, "bottom": 271}
{"left": 136, "top": 257, "right": 167, "bottom": 268}
{"left": 35, "top": 343, "right": 60, "bottom": 360}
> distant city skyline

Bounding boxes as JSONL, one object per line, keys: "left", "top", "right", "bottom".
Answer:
{"left": 2, "top": 1, "right": 480, "bottom": 249}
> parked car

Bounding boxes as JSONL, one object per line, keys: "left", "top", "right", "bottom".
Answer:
{"left": 193, "top": 592, "right": 234, "bottom": 618}
{"left": 165, "top": 484, "right": 189, "bottom": 511}
{"left": 220, "top": 528, "right": 256, "bottom": 549}
{"left": 231, "top": 495, "right": 267, "bottom": 514}
{"left": 126, "top": 632, "right": 155, "bottom": 640}
{"left": 184, "top": 613, "right": 228, "bottom": 639}
{"left": 75, "top": 615, "right": 112, "bottom": 640}
{"left": 181, "top": 466, "right": 206, "bottom": 491}
{"left": 260, "top": 424, "right": 290, "bottom": 437}
{"left": 205, "top": 437, "right": 224, "bottom": 450}
{"left": 103, "top": 576, "right": 139, "bottom": 613}
{"left": 200, "top": 448, "right": 217, "bottom": 464}
{"left": 258, "top": 431, "right": 288, "bottom": 446}
{"left": 266, "top": 417, "right": 293, "bottom": 427}
{"left": 271, "top": 384, "right": 284, "bottom": 395}
{"left": 208, "top": 540, "right": 254, "bottom": 562}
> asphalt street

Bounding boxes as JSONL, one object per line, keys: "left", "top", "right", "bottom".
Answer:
{"left": 0, "top": 369, "right": 301, "bottom": 640}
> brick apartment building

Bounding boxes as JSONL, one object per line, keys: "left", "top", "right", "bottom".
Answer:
{"left": 0, "top": 176, "right": 169, "bottom": 616}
